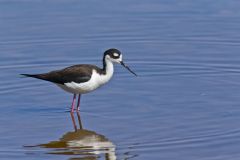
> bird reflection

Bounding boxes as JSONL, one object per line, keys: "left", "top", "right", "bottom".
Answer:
{"left": 38, "top": 111, "right": 116, "bottom": 160}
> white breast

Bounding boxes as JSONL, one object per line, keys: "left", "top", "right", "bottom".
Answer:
{"left": 56, "top": 63, "right": 114, "bottom": 94}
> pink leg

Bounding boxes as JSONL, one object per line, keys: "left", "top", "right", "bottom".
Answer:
{"left": 77, "top": 94, "right": 81, "bottom": 111}
{"left": 71, "top": 94, "right": 76, "bottom": 112}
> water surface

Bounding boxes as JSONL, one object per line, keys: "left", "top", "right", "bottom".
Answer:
{"left": 1, "top": 0, "right": 240, "bottom": 160}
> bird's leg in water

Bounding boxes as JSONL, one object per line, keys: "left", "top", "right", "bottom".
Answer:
{"left": 77, "top": 94, "right": 81, "bottom": 111}
{"left": 70, "top": 94, "right": 76, "bottom": 112}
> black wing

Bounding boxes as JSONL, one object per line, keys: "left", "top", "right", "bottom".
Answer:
{"left": 21, "top": 64, "right": 102, "bottom": 84}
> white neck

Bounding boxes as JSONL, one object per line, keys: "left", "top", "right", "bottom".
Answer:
{"left": 105, "top": 58, "right": 114, "bottom": 76}
{"left": 95, "top": 58, "right": 114, "bottom": 85}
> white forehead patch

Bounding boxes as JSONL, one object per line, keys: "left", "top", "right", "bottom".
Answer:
{"left": 113, "top": 53, "right": 119, "bottom": 57}
{"left": 119, "top": 54, "right": 122, "bottom": 60}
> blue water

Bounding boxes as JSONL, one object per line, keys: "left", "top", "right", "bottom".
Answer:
{"left": 1, "top": 0, "right": 240, "bottom": 160}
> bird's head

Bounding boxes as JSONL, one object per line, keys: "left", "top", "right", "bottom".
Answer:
{"left": 103, "top": 48, "right": 137, "bottom": 76}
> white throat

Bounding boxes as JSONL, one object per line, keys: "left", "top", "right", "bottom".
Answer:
{"left": 104, "top": 58, "right": 114, "bottom": 77}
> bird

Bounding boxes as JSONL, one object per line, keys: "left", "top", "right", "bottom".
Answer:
{"left": 21, "top": 48, "right": 137, "bottom": 112}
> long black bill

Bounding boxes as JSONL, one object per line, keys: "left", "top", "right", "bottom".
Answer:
{"left": 120, "top": 61, "right": 137, "bottom": 76}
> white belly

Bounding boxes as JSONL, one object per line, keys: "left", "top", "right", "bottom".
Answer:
{"left": 56, "top": 69, "right": 113, "bottom": 94}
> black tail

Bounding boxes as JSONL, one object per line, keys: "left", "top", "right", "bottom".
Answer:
{"left": 20, "top": 72, "right": 62, "bottom": 84}
{"left": 20, "top": 74, "right": 46, "bottom": 80}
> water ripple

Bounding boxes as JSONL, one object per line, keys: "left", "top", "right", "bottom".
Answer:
{"left": 118, "top": 128, "right": 240, "bottom": 152}
{"left": 1, "top": 59, "right": 240, "bottom": 95}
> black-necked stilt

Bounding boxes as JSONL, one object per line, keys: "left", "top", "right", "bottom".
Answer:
{"left": 21, "top": 48, "right": 137, "bottom": 112}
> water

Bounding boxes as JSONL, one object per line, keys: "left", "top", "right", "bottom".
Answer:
{"left": 1, "top": 0, "right": 240, "bottom": 159}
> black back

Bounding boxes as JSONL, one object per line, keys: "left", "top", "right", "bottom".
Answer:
{"left": 21, "top": 64, "right": 104, "bottom": 84}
